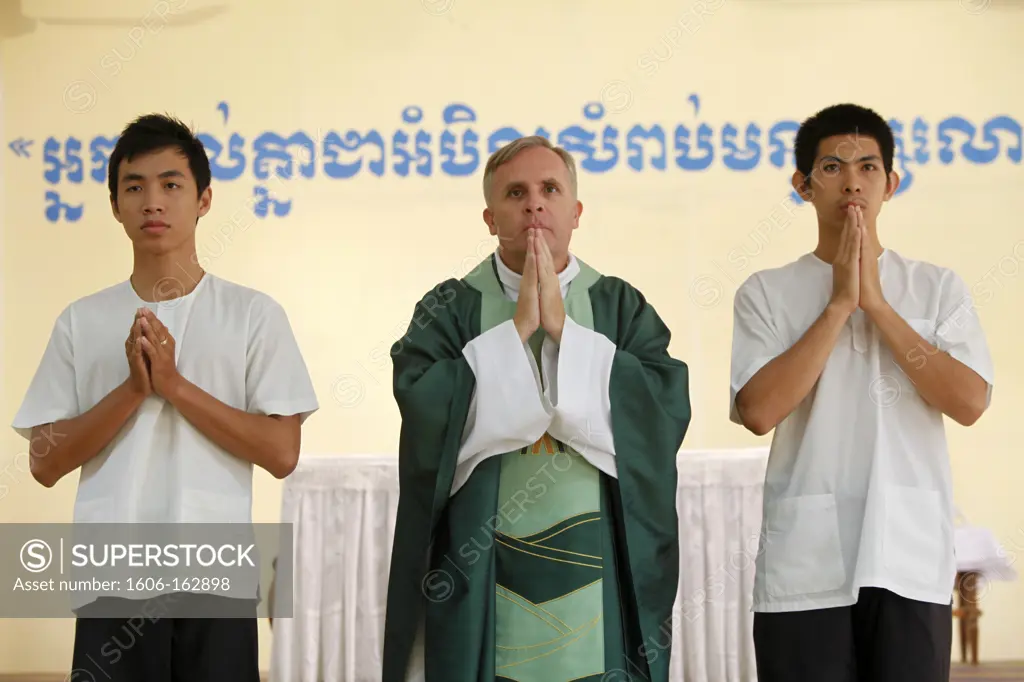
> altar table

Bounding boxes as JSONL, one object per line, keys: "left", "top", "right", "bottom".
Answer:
{"left": 268, "top": 449, "right": 1019, "bottom": 681}
{"left": 269, "top": 448, "right": 770, "bottom": 682}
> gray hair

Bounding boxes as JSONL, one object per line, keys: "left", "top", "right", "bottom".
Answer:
{"left": 482, "top": 135, "right": 578, "bottom": 206}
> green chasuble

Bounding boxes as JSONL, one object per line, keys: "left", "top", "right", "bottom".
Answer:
{"left": 381, "top": 254, "right": 691, "bottom": 682}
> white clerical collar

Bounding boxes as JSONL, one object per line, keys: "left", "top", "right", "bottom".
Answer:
{"left": 493, "top": 248, "right": 580, "bottom": 301}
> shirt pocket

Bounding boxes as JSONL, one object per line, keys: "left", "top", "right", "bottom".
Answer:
{"left": 882, "top": 485, "right": 946, "bottom": 589}
{"left": 763, "top": 493, "right": 847, "bottom": 598}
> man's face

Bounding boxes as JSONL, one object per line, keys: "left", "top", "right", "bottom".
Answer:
{"left": 111, "top": 147, "right": 211, "bottom": 256}
{"left": 795, "top": 134, "right": 898, "bottom": 229}
{"left": 483, "top": 146, "right": 582, "bottom": 267}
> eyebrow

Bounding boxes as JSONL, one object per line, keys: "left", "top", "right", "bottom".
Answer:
{"left": 502, "top": 177, "right": 564, "bottom": 192}
{"left": 120, "top": 169, "right": 187, "bottom": 182}
{"left": 820, "top": 154, "right": 882, "bottom": 165}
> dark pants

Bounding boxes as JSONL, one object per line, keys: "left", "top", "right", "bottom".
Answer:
{"left": 69, "top": 593, "right": 260, "bottom": 682}
{"left": 753, "top": 587, "right": 952, "bottom": 682}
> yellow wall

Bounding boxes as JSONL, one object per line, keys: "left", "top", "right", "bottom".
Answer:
{"left": 2, "top": 0, "right": 1023, "bottom": 673}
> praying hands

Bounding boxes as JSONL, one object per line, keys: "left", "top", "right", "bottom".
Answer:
{"left": 513, "top": 228, "right": 567, "bottom": 345}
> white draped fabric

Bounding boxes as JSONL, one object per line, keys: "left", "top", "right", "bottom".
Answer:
{"left": 269, "top": 448, "right": 772, "bottom": 682}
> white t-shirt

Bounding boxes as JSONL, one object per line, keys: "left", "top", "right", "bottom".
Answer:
{"left": 12, "top": 272, "right": 319, "bottom": 526}
{"left": 729, "top": 249, "right": 994, "bottom": 612}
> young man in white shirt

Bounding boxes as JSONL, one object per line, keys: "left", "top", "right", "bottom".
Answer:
{"left": 729, "top": 103, "right": 993, "bottom": 682}
{"left": 12, "top": 114, "right": 319, "bottom": 681}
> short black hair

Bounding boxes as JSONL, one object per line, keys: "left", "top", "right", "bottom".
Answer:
{"left": 794, "top": 103, "right": 894, "bottom": 180}
{"left": 107, "top": 113, "right": 211, "bottom": 205}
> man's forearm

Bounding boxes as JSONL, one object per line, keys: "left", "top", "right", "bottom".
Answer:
{"left": 30, "top": 380, "right": 147, "bottom": 488}
{"left": 867, "top": 302, "right": 989, "bottom": 425}
{"left": 736, "top": 303, "right": 851, "bottom": 435}
{"left": 166, "top": 377, "right": 300, "bottom": 478}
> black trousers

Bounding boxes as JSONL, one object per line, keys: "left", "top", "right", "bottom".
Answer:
{"left": 753, "top": 587, "right": 952, "bottom": 682}
{"left": 69, "top": 593, "right": 260, "bottom": 682}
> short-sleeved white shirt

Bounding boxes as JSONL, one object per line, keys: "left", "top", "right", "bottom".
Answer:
{"left": 730, "top": 249, "right": 994, "bottom": 612}
{"left": 12, "top": 273, "right": 319, "bottom": 526}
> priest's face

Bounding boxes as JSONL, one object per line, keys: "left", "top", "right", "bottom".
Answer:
{"left": 483, "top": 145, "right": 583, "bottom": 273}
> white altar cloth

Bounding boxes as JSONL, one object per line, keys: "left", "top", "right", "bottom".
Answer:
{"left": 268, "top": 448, "right": 1019, "bottom": 675}
{"left": 267, "top": 448, "right": 1018, "bottom": 682}
{"left": 269, "top": 448, "right": 770, "bottom": 682}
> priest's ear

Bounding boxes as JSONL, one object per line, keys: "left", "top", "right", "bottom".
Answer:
{"left": 483, "top": 207, "right": 498, "bottom": 236}
{"left": 572, "top": 200, "right": 583, "bottom": 229}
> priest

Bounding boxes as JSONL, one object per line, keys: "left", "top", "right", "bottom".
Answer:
{"left": 381, "top": 135, "right": 691, "bottom": 682}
